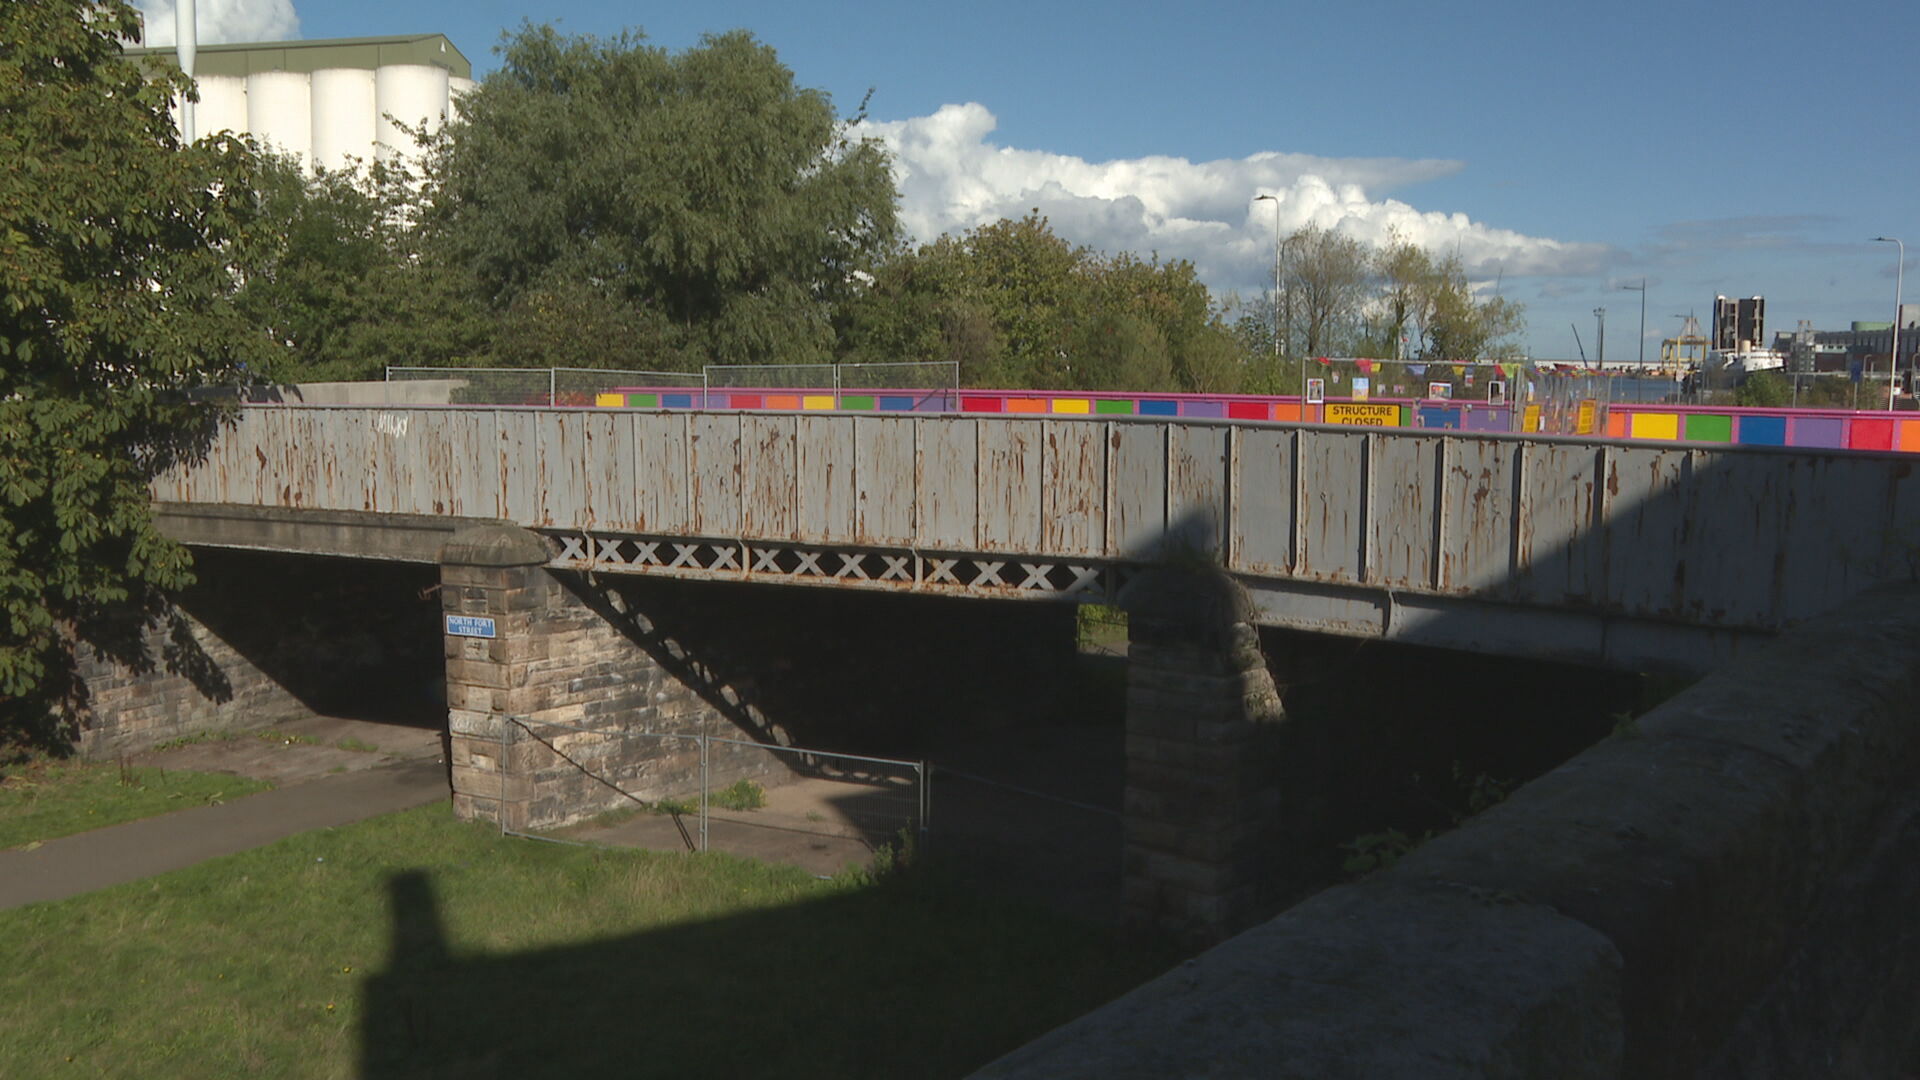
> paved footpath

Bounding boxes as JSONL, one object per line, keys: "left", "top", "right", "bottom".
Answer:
{"left": 0, "top": 754, "right": 448, "bottom": 911}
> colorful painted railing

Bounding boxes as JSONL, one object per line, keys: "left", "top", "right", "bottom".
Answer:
{"left": 584, "top": 386, "right": 1920, "bottom": 454}
{"left": 1605, "top": 404, "right": 1920, "bottom": 453}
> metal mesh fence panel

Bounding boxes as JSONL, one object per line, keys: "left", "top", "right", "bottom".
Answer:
{"left": 704, "top": 363, "right": 838, "bottom": 392}
{"left": 837, "top": 361, "right": 960, "bottom": 410}
{"left": 387, "top": 366, "right": 555, "bottom": 407}
{"left": 496, "top": 716, "right": 924, "bottom": 874}
{"left": 552, "top": 367, "right": 705, "bottom": 407}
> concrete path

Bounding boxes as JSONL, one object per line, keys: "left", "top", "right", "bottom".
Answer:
{"left": 0, "top": 722, "right": 449, "bottom": 911}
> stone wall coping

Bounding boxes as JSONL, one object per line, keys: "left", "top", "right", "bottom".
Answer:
{"left": 977, "top": 585, "right": 1920, "bottom": 1077}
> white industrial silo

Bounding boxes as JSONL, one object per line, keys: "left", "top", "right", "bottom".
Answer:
{"left": 311, "top": 67, "right": 378, "bottom": 173}
{"left": 194, "top": 74, "right": 250, "bottom": 140}
{"left": 447, "top": 76, "right": 477, "bottom": 125}
{"left": 245, "top": 69, "right": 312, "bottom": 162}
{"left": 374, "top": 63, "right": 450, "bottom": 162}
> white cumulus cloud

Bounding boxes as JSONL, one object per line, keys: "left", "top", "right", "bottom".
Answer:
{"left": 855, "top": 103, "right": 1608, "bottom": 298}
{"left": 134, "top": 0, "right": 299, "bottom": 46}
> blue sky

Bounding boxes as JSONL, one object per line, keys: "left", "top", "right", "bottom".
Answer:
{"left": 138, "top": 0, "right": 1920, "bottom": 360}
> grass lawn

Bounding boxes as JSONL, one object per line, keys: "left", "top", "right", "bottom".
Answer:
{"left": 0, "top": 803, "right": 1178, "bottom": 1079}
{"left": 0, "top": 759, "right": 271, "bottom": 851}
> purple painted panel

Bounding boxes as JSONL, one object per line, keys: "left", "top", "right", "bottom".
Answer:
{"left": 1792, "top": 416, "right": 1845, "bottom": 449}
{"left": 1182, "top": 400, "right": 1227, "bottom": 419}
{"left": 1463, "top": 408, "right": 1510, "bottom": 433}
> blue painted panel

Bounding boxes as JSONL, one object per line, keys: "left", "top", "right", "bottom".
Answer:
{"left": 663, "top": 393, "right": 693, "bottom": 409}
{"left": 1736, "top": 415, "right": 1787, "bottom": 446}
{"left": 1418, "top": 406, "right": 1463, "bottom": 430}
{"left": 878, "top": 395, "right": 915, "bottom": 411}
{"left": 1138, "top": 399, "right": 1179, "bottom": 417}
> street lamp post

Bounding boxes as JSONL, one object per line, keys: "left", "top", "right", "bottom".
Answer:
{"left": 1254, "top": 194, "right": 1299, "bottom": 407}
{"left": 1254, "top": 195, "right": 1280, "bottom": 358}
{"left": 1619, "top": 279, "right": 1646, "bottom": 402}
{"left": 1875, "top": 237, "right": 1904, "bottom": 411}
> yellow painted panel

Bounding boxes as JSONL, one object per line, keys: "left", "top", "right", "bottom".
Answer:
{"left": 1629, "top": 412, "right": 1680, "bottom": 440}
{"left": 1522, "top": 404, "right": 1542, "bottom": 432}
{"left": 802, "top": 395, "right": 836, "bottom": 410}
{"left": 594, "top": 393, "right": 624, "bottom": 408}
{"left": 1050, "top": 398, "right": 1091, "bottom": 414}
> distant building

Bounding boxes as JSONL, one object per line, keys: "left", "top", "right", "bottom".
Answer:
{"left": 125, "top": 34, "right": 475, "bottom": 174}
{"left": 1712, "top": 296, "right": 1766, "bottom": 353}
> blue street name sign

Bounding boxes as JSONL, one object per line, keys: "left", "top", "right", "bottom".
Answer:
{"left": 445, "top": 615, "right": 498, "bottom": 639}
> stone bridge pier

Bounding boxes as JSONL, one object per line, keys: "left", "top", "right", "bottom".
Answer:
{"left": 1118, "top": 566, "right": 1309, "bottom": 939}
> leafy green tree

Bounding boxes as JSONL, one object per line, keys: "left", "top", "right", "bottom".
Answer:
{"left": 1734, "top": 369, "right": 1791, "bottom": 408}
{"left": 1, "top": 0, "right": 270, "bottom": 749}
{"left": 423, "top": 24, "right": 898, "bottom": 370}
{"left": 1418, "top": 254, "right": 1525, "bottom": 361}
{"left": 1281, "top": 224, "right": 1371, "bottom": 359}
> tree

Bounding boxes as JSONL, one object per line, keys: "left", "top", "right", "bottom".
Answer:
{"left": 1, "top": 0, "right": 271, "bottom": 749}
{"left": 1281, "top": 224, "right": 1371, "bottom": 359}
{"left": 234, "top": 154, "right": 494, "bottom": 382}
{"left": 1419, "top": 254, "right": 1525, "bottom": 361}
{"left": 422, "top": 24, "right": 898, "bottom": 370}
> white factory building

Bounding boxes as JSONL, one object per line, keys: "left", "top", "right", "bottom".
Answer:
{"left": 126, "top": 34, "right": 475, "bottom": 174}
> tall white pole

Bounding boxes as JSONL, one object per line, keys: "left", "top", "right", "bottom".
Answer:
{"left": 175, "top": 0, "right": 197, "bottom": 143}
{"left": 1254, "top": 195, "right": 1280, "bottom": 358}
{"left": 1876, "top": 238, "right": 1904, "bottom": 410}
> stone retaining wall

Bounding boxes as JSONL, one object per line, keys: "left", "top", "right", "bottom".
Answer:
{"left": 978, "top": 585, "right": 1920, "bottom": 1077}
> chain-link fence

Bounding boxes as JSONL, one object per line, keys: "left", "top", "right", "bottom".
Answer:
{"left": 385, "top": 366, "right": 704, "bottom": 407}
{"left": 703, "top": 363, "right": 838, "bottom": 392}
{"left": 495, "top": 715, "right": 926, "bottom": 874}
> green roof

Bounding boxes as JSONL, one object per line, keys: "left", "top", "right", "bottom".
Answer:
{"left": 125, "top": 34, "right": 471, "bottom": 80}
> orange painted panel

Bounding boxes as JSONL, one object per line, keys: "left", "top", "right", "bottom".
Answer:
{"left": 1898, "top": 420, "right": 1920, "bottom": 452}
{"left": 1606, "top": 412, "right": 1628, "bottom": 439}
{"left": 766, "top": 395, "right": 801, "bottom": 410}
{"left": 1006, "top": 398, "right": 1047, "bottom": 414}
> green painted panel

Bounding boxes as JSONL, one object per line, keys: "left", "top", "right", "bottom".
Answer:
{"left": 1684, "top": 414, "right": 1733, "bottom": 443}
{"left": 1094, "top": 399, "right": 1135, "bottom": 415}
{"left": 630, "top": 393, "right": 658, "bottom": 408}
{"left": 840, "top": 396, "right": 876, "bottom": 411}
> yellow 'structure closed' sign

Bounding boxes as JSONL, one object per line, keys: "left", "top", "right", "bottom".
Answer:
{"left": 1325, "top": 403, "right": 1401, "bottom": 427}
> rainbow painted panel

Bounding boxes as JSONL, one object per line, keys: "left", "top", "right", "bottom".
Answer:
{"left": 1629, "top": 413, "right": 1679, "bottom": 441}
{"left": 1793, "top": 417, "right": 1844, "bottom": 449}
{"left": 766, "top": 394, "right": 800, "bottom": 410}
{"left": 662, "top": 393, "right": 694, "bottom": 409}
{"left": 878, "top": 395, "right": 916, "bottom": 412}
{"left": 1418, "top": 406, "right": 1461, "bottom": 429}
{"left": 1051, "top": 398, "right": 1091, "bottom": 414}
{"left": 961, "top": 396, "right": 1003, "bottom": 413}
{"left": 1227, "top": 401, "right": 1271, "bottom": 421}
{"left": 802, "top": 395, "right": 835, "bottom": 410}
{"left": 1006, "top": 398, "right": 1046, "bottom": 414}
{"left": 1900, "top": 420, "right": 1920, "bottom": 452}
{"left": 1683, "top": 414, "right": 1732, "bottom": 443}
{"left": 1139, "top": 399, "right": 1178, "bottom": 417}
{"left": 1605, "top": 412, "right": 1628, "bottom": 439}
{"left": 840, "top": 395, "right": 876, "bottom": 411}
{"left": 1849, "top": 417, "right": 1895, "bottom": 451}
{"left": 1183, "top": 400, "right": 1226, "bottom": 419}
{"left": 1095, "top": 399, "right": 1135, "bottom": 415}
{"left": 731, "top": 393, "right": 763, "bottom": 410}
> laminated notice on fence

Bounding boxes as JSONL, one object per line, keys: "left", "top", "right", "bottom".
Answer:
{"left": 1325, "top": 403, "right": 1401, "bottom": 427}
{"left": 445, "top": 615, "right": 497, "bottom": 639}
{"left": 1576, "top": 399, "right": 1599, "bottom": 435}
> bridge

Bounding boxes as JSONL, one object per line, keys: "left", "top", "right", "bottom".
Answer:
{"left": 79, "top": 401, "right": 1920, "bottom": 1073}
